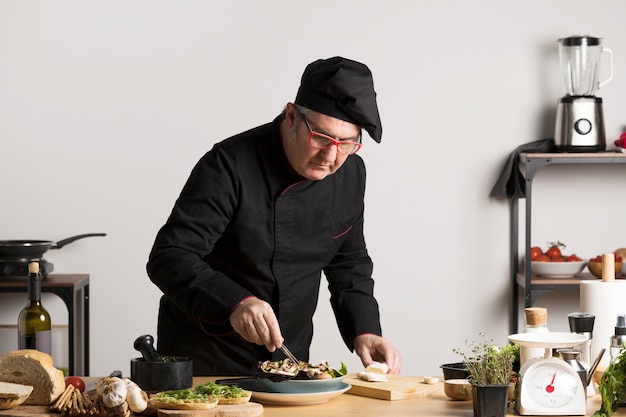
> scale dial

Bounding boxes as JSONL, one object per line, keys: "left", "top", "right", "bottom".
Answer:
{"left": 518, "top": 357, "right": 586, "bottom": 415}
{"left": 526, "top": 361, "right": 579, "bottom": 407}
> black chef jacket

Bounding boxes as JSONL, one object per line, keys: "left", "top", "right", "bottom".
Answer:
{"left": 147, "top": 115, "right": 382, "bottom": 375}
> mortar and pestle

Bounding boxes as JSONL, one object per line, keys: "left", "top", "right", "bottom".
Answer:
{"left": 130, "top": 334, "right": 193, "bottom": 393}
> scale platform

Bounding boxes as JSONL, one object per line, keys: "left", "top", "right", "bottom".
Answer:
{"left": 509, "top": 332, "right": 588, "bottom": 357}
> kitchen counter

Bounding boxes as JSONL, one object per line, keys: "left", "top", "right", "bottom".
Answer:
{"left": 195, "top": 377, "right": 606, "bottom": 417}
{"left": 0, "top": 377, "right": 607, "bottom": 417}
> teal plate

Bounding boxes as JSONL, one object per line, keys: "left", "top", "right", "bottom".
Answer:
{"left": 217, "top": 376, "right": 347, "bottom": 394}
{"left": 248, "top": 383, "right": 351, "bottom": 405}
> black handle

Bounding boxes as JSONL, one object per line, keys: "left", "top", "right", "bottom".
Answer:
{"left": 133, "top": 334, "right": 163, "bottom": 362}
{"left": 52, "top": 233, "right": 107, "bottom": 249}
{"left": 215, "top": 377, "right": 256, "bottom": 385}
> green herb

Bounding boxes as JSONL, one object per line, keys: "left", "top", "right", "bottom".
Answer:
{"left": 593, "top": 346, "right": 626, "bottom": 417}
{"left": 453, "top": 333, "right": 516, "bottom": 386}
{"left": 501, "top": 342, "right": 520, "bottom": 361}
{"left": 194, "top": 382, "right": 249, "bottom": 398}
{"left": 328, "top": 362, "right": 348, "bottom": 378}
{"left": 152, "top": 389, "right": 209, "bottom": 402}
{"left": 161, "top": 356, "right": 184, "bottom": 362}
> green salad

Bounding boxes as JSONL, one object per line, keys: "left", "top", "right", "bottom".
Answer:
{"left": 151, "top": 389, "right": 210, "bottom": 404}
{"left": 194, "top": 382, "right": 250, "bottom": 399}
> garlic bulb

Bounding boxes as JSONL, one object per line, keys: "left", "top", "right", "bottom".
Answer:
{"left": 124, "top": 378, "right": 148, "bottom": 413}
{"left": 97, "top": 377, "right": 127, "bottom": 408}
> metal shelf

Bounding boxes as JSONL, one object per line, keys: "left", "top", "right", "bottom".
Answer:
{"left": 0, "top": 274, "right": 90, "bottom": 376}
{"left": 511, "top": 151, "right": 626, "bottom": 333}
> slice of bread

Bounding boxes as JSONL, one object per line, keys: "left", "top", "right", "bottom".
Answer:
{"left": 0, "top": 381, "right": 34, "bottom": 410}
{"left": 148, "top": 397, "right": 219, "bottom": 410}
{"left": 0, "top": 350, "right": 65, "bottom": 405}
{"left": 216, "top": 391, "right": 251, "bottom": 405}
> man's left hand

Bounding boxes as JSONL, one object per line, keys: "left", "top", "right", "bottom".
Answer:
{"left": 353, "top": 333, "right": 402, "bottom": 375}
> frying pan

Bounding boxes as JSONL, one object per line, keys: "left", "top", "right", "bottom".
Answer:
{"left": 0, "top": 233, "right": 107, "bottom": 260}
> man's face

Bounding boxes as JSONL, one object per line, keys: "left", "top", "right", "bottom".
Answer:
{"left": 282, "top": 103, "right": 361, "bottom": 181}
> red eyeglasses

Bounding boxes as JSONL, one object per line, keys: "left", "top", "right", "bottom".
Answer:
{"left": 296, "top": 109, "right": 362, "bottom": 155}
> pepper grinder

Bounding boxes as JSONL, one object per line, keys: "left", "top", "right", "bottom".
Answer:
{"left": 568, "top": 312, "right": 595, "bottom": 365}
{"left": 610, "top": 314, "right": 626, "bottom": 362}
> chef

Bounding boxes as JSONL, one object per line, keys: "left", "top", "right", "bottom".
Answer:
{"left": 147, "top": 56, "right": 402, "bottom": 376}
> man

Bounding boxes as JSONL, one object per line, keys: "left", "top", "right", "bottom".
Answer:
{"left": 147, "top": 56, "right": 402, "bottom": 376}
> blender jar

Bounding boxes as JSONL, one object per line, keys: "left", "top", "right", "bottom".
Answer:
{"left": 558, "top": 35, "right": 613, "bottom": 96}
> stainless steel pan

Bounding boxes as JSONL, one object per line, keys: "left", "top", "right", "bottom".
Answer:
{"left": 0, "top": 233, "right": 106, "bottom": 259}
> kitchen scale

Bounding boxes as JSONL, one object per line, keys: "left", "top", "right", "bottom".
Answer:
{"left": 509, "top": 332, "right": 588, "bottom": 416}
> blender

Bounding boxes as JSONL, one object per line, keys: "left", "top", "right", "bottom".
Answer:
{"left": 554, "top": 35, "right": 613, "bottom": 152}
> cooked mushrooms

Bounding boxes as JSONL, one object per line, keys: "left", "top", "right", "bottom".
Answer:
{"left": 259, "top": 359, "right": 341, "bottom": 379}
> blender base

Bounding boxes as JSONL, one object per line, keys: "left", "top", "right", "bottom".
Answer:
{"left": 555, "top": 144, "right": 606, "bottom": 153}
{"left": 554, "top": 96, "right": 606, "bottom": 152}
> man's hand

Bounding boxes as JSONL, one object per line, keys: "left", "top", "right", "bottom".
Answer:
{"left": 230, "top": 297, "right": 284, "bottom": 352}
{"left": 353, "top": 333, "right": 402, "bottom": 375}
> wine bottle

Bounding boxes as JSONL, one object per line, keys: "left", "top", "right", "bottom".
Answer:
{"left": 17, "top": 261, "right": 52, "bottom": 354}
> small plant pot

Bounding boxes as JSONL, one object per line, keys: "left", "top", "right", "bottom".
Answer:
{"left": 472, "top": 384, "right": 510, "bottom": 417}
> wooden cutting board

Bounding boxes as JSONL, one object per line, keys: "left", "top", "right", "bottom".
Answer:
{"left": 344, "top": 374, "right": 439, "bottom": 401}
{"left": 0, "top": 403, "right": 263, "bottom": 417}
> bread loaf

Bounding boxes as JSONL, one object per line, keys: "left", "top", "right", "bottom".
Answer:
{"left": 0, "top": 350, "right": 65, "bottom": 405}
{"left": 0, "top": 381, "right": 33, "bottom": 409}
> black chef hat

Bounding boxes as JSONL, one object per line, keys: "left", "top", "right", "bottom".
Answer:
{"left": 295, "top": 57, "right": 382, "bottom": 143}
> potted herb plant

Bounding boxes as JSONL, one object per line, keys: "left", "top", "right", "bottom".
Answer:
{"left": 454, "top": 333, "right": 517, "bottom": 417}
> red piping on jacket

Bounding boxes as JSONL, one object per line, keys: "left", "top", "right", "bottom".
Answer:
{"left": 333, "top": 225, "right": 352, "bottom": 239}
{"left": 280, "top": 180, "right": 307, "bottom": 196}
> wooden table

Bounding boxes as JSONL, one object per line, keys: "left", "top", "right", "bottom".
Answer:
{"left": 194, "top": 377, "right": 605, "bottom": 417}
{"left": 0, "top": 377, "right": 607, "bottom": 417}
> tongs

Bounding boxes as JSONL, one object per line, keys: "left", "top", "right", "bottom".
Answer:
{"left": 279, "top": 344, "right": 301, "bottom": 363}
{"left": 214, "top": 344, "right": 302, "bottom": 386}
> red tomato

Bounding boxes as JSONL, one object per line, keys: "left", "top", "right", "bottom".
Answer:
{"left": 65, "top": 376, "right": 85, "bottom": 392}
{"left": 546, "top": 247, "right": 562, "bottom": 259}
{"left": 530, "top": 247, "right": 543, "bottom": 261}
{"left": 551, "top": 256, "right": 566, "bottom": 262}
{"left": 535, "top": 254, "right": 551, "bottom": 262}
{"left": 567, "top": 255, "right": 582, "bottom": 262}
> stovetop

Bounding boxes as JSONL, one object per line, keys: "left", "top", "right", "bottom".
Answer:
{"left": 0, "top": 259, "right": 54, "bottom": 278}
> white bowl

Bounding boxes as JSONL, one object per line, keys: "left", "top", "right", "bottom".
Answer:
{"left": 530, "top": 261, "right": 586, "bottom": 278}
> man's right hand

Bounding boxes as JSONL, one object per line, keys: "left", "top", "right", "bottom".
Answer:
{"left": 230, "top": 297, "right": 284, "bottom": 352}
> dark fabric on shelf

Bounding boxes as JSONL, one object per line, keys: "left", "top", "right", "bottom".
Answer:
{"left": 490, "top": 138, "right": 556, "bottom": 200}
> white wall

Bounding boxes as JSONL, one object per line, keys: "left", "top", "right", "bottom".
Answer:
{"left": 1, "top": 0, "right": 626, "bottom": 378}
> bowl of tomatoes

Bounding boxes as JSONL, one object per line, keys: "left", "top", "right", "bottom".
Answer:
{"left": 587, "top": 254, "right": 623, "bottom": 279}
{"left": 530, "top": 241, "right": 586, "bottom": 278}
{"left": 531, "top": 261, "right": 586, "bottom": 278}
